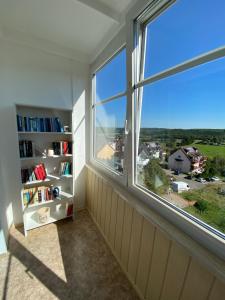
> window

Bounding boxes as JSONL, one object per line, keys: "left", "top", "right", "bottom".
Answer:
{"left": 93, "top": 48, "right": 127, "bottom": 174}
{"left": 135, "top": 0, "right": 225, "bottom": 236}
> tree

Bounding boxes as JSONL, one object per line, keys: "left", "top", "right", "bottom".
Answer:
{"left": 143, "top": 159, "right": 169, "bottom": 195}
{"left": 181, "top": 136, "right": 194, "bottom": 146}
{"left": 202, "top": 159, "right": 217, "bottom": 178}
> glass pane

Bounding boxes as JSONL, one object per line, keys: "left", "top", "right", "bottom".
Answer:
{"left": 144, "top": 0, "right": 225, "bottom": 78}
{"left": 136, "top": 57, "right": 225, "bottom": 235}
{"left": 96, "top": 49, "right": 126, "bottom": 102}
{"left": 95, "top": 97, "right": 126, "bottom": 173}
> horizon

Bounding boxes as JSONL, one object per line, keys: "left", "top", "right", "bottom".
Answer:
{"left": 96, "top": 127, "right": 225, "bottom": 130}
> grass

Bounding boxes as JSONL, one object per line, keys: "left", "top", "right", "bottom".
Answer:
{"left": 185, "top": 204, "right": 225, "bottom": 233}
{"left": 181, "top": 184, "right": 225, "bottom": 233}
{"left": 190, "top": 143, "right": 225, "bottom": 159}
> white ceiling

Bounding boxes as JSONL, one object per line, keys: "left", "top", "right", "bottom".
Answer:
{"left": 0, "top": 0, "right": 137, "bottom": 62}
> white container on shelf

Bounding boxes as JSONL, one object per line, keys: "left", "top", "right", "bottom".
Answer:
{"left": 37, "top": 207, "right": 50, "bottom": 224}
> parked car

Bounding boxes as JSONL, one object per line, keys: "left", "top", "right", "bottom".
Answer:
{"left": 206, "top": 177, "right": 212, "bottom": 182}
{"left": 174, "top": 169, "right": 180, "bottom": 175}
{"left": 196, "top": 177, "right": 206, "bottom": 183}
{"left": 211, "top": 176, "right": 220, "bottom": 181}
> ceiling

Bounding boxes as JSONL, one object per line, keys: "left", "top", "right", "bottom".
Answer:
{"left": 0, "top": 0, "right": 137, "bottom": 63}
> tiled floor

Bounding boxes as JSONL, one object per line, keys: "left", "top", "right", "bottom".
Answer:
{"left": 0, "top": 210, "right": 139, "bottom": 300}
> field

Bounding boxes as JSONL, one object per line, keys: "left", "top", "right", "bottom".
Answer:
{"left": 182, "top": 184, "right": 225, "bottom": 233}
{"left": 191, "top": 143, "right": 225, "bottom": 158}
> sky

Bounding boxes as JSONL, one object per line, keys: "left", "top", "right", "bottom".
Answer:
{"left": 96, "top": 0, "right": 225, "bottom": 129}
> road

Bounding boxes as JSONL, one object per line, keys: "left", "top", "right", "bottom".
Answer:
{"left": 164, "top": 169, "right": 205, "bottom": 190}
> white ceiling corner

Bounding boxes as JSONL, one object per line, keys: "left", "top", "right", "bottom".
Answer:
{"left": 0, "top": 0, "right": 137, "bottom": 63}
{"left": 75, "top": 0, "right": 120, "bottom": 22}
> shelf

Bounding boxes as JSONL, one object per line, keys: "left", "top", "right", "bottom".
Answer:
{"left": 24, "top": 210, "right": 73, "bottom": 231}
{"left": 18, "top": 131, "right": 72, "bottom": 135}
{"left": 60, "top": 174, "right": 73, "bottom": 178}
{"left": 16, "top": 105, "right": 74, "bottom": 235}
{"left": 24, "top": 191, "right": 74, "bottom": 210}
{"left": 20, "top": 154, "right": 72, "bottom": 161}
{"left": 23, "top": 174, "right": 72, "bottom": 187}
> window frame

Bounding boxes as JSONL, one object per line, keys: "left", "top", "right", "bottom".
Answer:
{"left": 90, "top": 0, "right": 225, "bottom": 260}
{"left": 91, "top": 46, "right": 128, "bottom": 185}
{"left": 128, "top": 0, "right": 225, "bottom": 259}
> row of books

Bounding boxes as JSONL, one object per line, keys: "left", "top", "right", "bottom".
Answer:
{"left": 60, "top": 162, "right": 72, "bottom": 176}
{"left": 52, "top": 141, "right": 72, "bottom": 155}
{"left": 23, "top": 186, "right": 54, "bottom": 207}
{"left": 17, "top": 115, "right": 64, "bottom": 132}
{"left": 19, "top": 140, "right": 34, "bottom": 158}
{"left": 21, "top": 163, "right": 47, "bottom": 183}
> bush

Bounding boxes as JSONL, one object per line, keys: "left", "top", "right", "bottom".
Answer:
{"left": 182, "top": 192, "right": 202, "bottom": 202}
{"left": 194, "top": 200, "right": 208, "bottom": 212}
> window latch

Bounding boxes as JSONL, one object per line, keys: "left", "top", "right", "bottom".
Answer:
{"left": 125, "top": 119, "right": 129, "bottom": 135}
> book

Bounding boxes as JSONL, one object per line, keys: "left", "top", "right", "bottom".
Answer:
{"left": 16, "top": 115, "right": 65, "bottom": 133}
{"left": 66, "top": 203, "right": 73, "bottom": 216}
{"left": 19, "top": 140, "right": 34, "bottom": 158}
{"left": 22, "top": 186, "right": 55, "bottom": 207}
{"left": 52, "top": 141, "right": 72, "bottom": 155}
{"left": 21, "top": 163, "right": 47, "bottom": 183}
{"left": 59, "top": 162, "right": 72, "bottom": 176}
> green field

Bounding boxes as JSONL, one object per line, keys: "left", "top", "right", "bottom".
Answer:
{"left": 190, "top": 143, "right": 225, "bottom": 158}
{"left": 182, "top": 184, "right": 225, "bottom": 233}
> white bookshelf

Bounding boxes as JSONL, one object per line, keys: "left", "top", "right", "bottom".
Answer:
{"left": 16, "top": 104, "right": 74, "bottom": 236}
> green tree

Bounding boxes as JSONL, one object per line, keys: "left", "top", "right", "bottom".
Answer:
{"left": 143, "top": 159, "right": 169, "bottom": 195}
{"left": 202, "top": 159, "right": 217, "bottom": 178}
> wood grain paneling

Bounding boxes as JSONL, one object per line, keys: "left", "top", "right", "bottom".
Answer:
{"left": 104, "top": 185, "right": 113, "bottom": 238}
{"left": 114, "top": 196, "right": 125, "bottom": 259}
{"left": 160, "top": 243, "right": 190, "bottom": 300}
{"left": 86, "top": 168, "right": 225, "bottom": 300}
{"left": 100, "top": 181, "right": 107, "bottom": 230}
{"left": 121, "top": 202, "right": 133, "bottom": 271}
{"left": 86, "top": 169, "right": 91, "bottom": 210}
{"left": 96, "top": 178, "right": 103, "bottom": 225}
{"left": 208, "top": 278, "right": 225, "bottom": 300}
{"left": 136, "top": 218, "right": 155, "bottom": 297}
{"left": 145, "top": 229, "right": 171, "bottom": 300}
{"left": 93, "top": 175, "right": 98, "bottom": 219}
{"left": 90, "top": 171, "right": 95, "bottom": 213}
{"left": 127, "top": 210, "right": 143, "bottom": 283}
{"left": 180, "top": 259, "right": 214, "bottom": 300}
{"left": 108, "top": 191, "right": 118, "bottom": 248}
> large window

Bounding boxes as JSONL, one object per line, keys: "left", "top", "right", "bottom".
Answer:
{"left": 135, "top": 0, "right": 225, "bottom": 236}
{"left": 93, "top": 48, "right": 127, "bottom": 174}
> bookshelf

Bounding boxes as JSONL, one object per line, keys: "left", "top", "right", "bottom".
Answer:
{"left": 16, "top": 104, "right": 74, "bottom": 236}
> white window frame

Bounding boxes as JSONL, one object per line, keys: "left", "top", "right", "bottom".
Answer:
{"left": 91, "top": 46, "right": 128, "bottom": 186}
{"left": 126, "top": 0, "right": 225, "bottom": 260}
{"left": 90, "top": 0, "right": 225, "bottom": 260}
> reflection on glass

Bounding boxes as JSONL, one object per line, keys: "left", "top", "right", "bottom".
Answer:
{"left": 144, "top": 0, "right": 225, "bottom": 77}
{"left": 137, "top": 57, "right": 225, "bottom": 234}
{"left": 95, "top": 97, "right": 126, "bottom": 173}
{"left": 96, "top": 49, "right": 126, "bottom": 102}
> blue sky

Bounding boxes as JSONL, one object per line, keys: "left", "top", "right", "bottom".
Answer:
{"left": 96, "top": 0, "right": 225, "bottom": 129}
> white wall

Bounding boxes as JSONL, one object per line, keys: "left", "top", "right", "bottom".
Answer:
{"left": 0, "top": 39, "right": 89, "bottom": 252}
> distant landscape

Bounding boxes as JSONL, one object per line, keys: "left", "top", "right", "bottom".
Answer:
{"left": 96, "top": 126, "right": 225, "bottom": 234}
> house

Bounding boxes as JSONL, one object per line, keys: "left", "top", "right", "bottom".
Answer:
{"left": 138, "top": 142, "right": 161, "bottom": 161}
{"left": 168, "top": 147, "right": 207, "bottom": 174}
{"left": 137, "top": 142, "right": 162, "bottom": 171}
{"left": 97, "top": 136, "right": 124, "bottom": 172}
